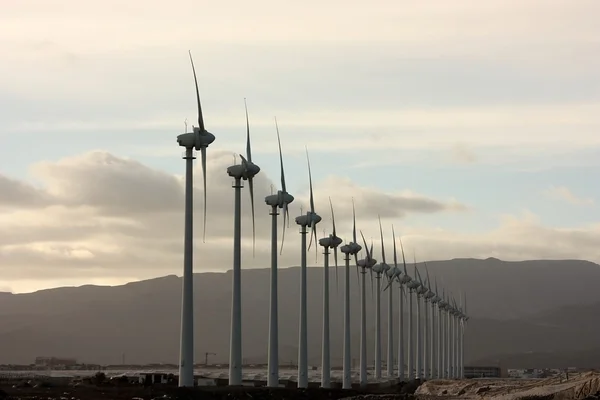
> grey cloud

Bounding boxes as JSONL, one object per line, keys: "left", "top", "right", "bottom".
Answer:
{"left": 0, "top": 151, "right": 465, "bottom": 282}
{"left": 0, "top": 174, "right": 52, "bottom": 208}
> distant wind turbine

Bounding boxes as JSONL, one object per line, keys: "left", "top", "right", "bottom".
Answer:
{"left": 175, "top": 51, "right": 216, "bottom": 387}
{"left": 357, "top": 231, "right": 377, "bottom": 388}
{"left": 422, "top": 264, "right": 435, "bottom": 379}
{"left": 371, "top": 216, "right": 390, "bottom": 380}
{"left": 264, "top": 119, "right": 294, "bottom": 387}
{"left": 294, "top": 149, "right": 321, "bottom": 389}
{"left": 405, "top": 255, "right": 421, "bottom": 380}
{"left": 339, "top": 200, "right": 362, "bottom": 389}
{"left": 382, "top": 225, "right": 401, "bottom": 378}
{"left": 414, "top": 263, "right": 428, "bottom": 379}
{"left": 318, "top": 198, "right": 342, "bottom": 388}
{"left": 225, "top": 99, "right": 260, "bottom": 385}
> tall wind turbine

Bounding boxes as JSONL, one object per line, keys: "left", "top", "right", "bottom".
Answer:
{"left": 460, "top": 293, "right": 469, "bottom": 379}
{"left": 428, "top": 273, "right": 441, "bottom": 379}
{"left": 433, "top": 279, "right": 443, "bottom": 379}
{"left": 397, "top": 238, "right": 412, "bottom": 381}
{"left": 339, "top": 200, "right": 362, "bottom": 389}
{"left": 294, "top": 149, "right": 321, "bottom": 389}
{"left": 176, "top": 51, "right": 216, "bottom": 387}
{"left": 422, "top": 265, "right": 435, "bottom": 379}
{"left": 438, "top": 289, "right": 448, "bottom": 379}
{"left": 264, "top": 119, "right": 294, "bottom": 387}
{"left": 405, "top": 257, "right": 421, "bottom": 380}
{"left": 371, "top": 217, "right": 390, "bottom": 380}
{"left": 414, "top": 264, "right": 428, "bottom": 380}
{"left": 225, "top": 100, "right": 260, "bottom": 385}
{"left": 357, "top": 231, "right": 377, "bottom": 388}
{"left": 318, "top": 198, "right": 342, "bottom": 388}
{"left": 383, "top": 226, "right": 401, "bottom": 378}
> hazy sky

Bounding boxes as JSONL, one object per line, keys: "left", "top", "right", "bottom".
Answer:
{"left": 1, "top": 0, "right": 600, "bottom": 293}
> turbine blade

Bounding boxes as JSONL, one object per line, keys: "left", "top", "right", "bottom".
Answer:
{"left": 400, "top": 237, "right": 408, "bottom": 275}
{"left": 280, "top": 202, "right": 287, "bottom": 255}
{"left": 360, "top": 231, "right": 369, "bottom": 259}
{"left": 188, "top": 51, "right": 205, "bottom": 132}
{"left": 370, "top": 267, "right": 374, "bottom": 297}
{"left": 382, "top": 280, "right": 392, "bottom": 292}
{"left": 334, "top": 246, "right": 339, "bottom": 293}
{"left": 425, "top": 262, "right": 432, "bottom": 290}
{"left": 275, "top": 117, "right": 286, "bottom": 193}
{"left": 249, "top": 177, "right": 256, "bottom": 257}
{"left": 286, "top": 206, "right": 290, "bottom": 228}
{"left": 355, "top": 254, "right": 360, "bottom": 283}
{"left": 378, "top": 215, "right": 386, "bottom": 264}
{"left": 244, "top": 99, "right": 252, "bottom": 162}
{"left": 306, "top": 148, "right": 315, "bottom": 215}
{"left": 200, "top": 146, "right": 208, "bottom": 242}
{"left": 392, "top": 225, "right": 398, "bottom": 268}
{"left": 329, "top": 197, "right": 336, "bottom": 237}
{"left": 352, "top": 197, "right": 358, "bottom": 244}
{"left": 312, "top": 223, "right": 319, "bottom": 261}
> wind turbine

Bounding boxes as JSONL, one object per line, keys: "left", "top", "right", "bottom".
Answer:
{"left": 264, "top": 119, "right": 294, "bottom": 387}
{"left": 438, "top": 289, "right": 448, "bottom": 379}
{"left": 405, "top": 257, "right": 421, "bottom": 380}
{"left": 357, "top": 231, "right": 376, "bottom": 388}
{"left": 428, "top": 272, "right": 441, "bottom": 379}
{"left": 318, "top": 198, "right": 342, "bottom": 388}
{"left": 414, "top": 263, "right": 428, "bottom": 380}
{"left": 433, "top": 279, "right": 443, "bottom": 379}
{"left": 422, "top": 264, "right": 435, "bottom": 379}
{"left": 382, "top": 226, "right": 401, "bottom": 378}
{"left": 225, "top": 100, "right": 260, "bottom": 386}
{"left": 294, "top": 149, "right": 321, "bottom": 389}
{"left": 371, "top": 217, "right": 390, "bottom": 380}
{"left": 175, "top": 51, "right": 216, "bottom": 387}
{"left": 445, "top": 292, "right": 453, "bottom": 379}
{"left": 460, "top": 293, "right": 469, "bottom": 379}
{"left": 339, "top": 200, "right": 362, "bottom": 389}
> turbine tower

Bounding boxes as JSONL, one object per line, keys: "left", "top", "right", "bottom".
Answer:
{"left": 371, "top": 217, "right": 390, "bottom": 380}
{"left": 225, "top": 100, "right": 260, "bottom": 385}
{"left": 176, "top": 51, "right": 216, "bottom": 387}
{"left": 294, "top": 149, "right": 321, "bottom": 389}
{"left": 397, "top": 238, "right": 412, "bottom": 381}
{"left": 382, "top": 226, "right": 401, "bottom": 378}
{"left": 406, "top": 260, "right": 421, "bottom": 380}
{"left": 414, "top": 264, "right": 428, "bottom": 380}
{"left": 339, "top": 200, "right": 362, "bottom": 389}
{"left": 318, "top": 198, "right": 342, "bottom": 388}
{"left": 433, "top": 279, "right": 443, "bottom": 379}
{"left": 422, "top": 265, "right": 435, "bottom": 379}
{"left": 357, "top": 231, "right": 376, "bottom": 388}
{"left": 438, "top": 289, "right": 448, "bottom": 379}
{"left": 428, "top": 273, "right": 441, "bottom": 379}
{"left": 460, "top": 293, "right": 469, "bottom": 379}
{"left": 264, "top": 119, "right": 294, "bottom": 387}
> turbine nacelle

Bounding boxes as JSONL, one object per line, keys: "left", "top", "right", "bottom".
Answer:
{"left": 177, "top": 128, "right": 216, "bottom": 150}
{"left": 357, "top": 257, "right": 377, "bottom": 269}
{"left": 407, "top": 280, "right": 420, "bottom": 290}
{"left": 372, "top": 263, "right": 387, "bottom": 275}
{"left": 295, "top": 211, "right": 321, "bottom": 227}
{"left": 386, "top": 266, "right": 400, "bottom": 279}
{"left": 425, "top": 290, "right": 435, "bottom": 300}
{"left": 340, "top": 241, "right": 361, "bottom": 255}
{"left": 400, "top": 274, "right": 412, "bottom": 285}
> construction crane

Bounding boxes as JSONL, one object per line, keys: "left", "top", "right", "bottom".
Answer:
{"left": 204, "top": 352, "right": 216, "bottom": 366}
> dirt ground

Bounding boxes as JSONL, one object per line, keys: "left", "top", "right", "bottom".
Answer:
{"left": 0, "top": 383, "right": 414, "bottom": 400}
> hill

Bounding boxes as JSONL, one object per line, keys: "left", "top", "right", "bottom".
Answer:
{"left": 0, "top": 258, "right": 599, "bottom": 367}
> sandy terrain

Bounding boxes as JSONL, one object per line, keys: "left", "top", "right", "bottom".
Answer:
{"left": 415, "top": 372, "right": 600, "bottom": 399}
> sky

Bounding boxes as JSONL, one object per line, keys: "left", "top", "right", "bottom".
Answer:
{"left": 1, "top": 0, "right": 600, "bottom": 293}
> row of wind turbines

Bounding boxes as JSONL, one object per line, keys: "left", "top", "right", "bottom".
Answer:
{"left": 175, "top": 52, "right": 469, "bottom": 388}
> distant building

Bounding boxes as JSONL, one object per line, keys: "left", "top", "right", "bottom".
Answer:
{"left": 35, "top": 356, "right": 77, "bottom": 368}
{"left": 464, "top": 365, "right": 505, "bottom": 378}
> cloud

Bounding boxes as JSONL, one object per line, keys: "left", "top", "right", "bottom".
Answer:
{"left": 545, "top": 186, "right": 594, "bottom": 206}
{"left": 449, "top": 142, "right": 478, "bottom": 164}
{"left": 0, "top": 151, "right": 466, "bottom": 290}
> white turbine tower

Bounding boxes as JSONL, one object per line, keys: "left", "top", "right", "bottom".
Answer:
{"left": 433, "top": 279, "right": 443, "bottom": 379}
{"left": 396, "top": 238, "right": 412, "bottom": 381}
{"left": 445, "top": 292, "right": 453, "bottom": 379}
{"left": 460, "top": 293, "right": 469, "bottom": 379}
{"left": 294, "top": 149, "right": 321, "bottom": 389}
{"left": 414, "top": 263, "right": 428, "bottom": 380}
{"left": 405, "top": 259, "right": 421, "bottom": 380}
{"left": 428, "top": 272, "right": 441, "bottom": 379}
{"left": 264, "top": 120, "right": 294, "bottom": 388}
{"left": 438, "top": 289, "right": 448, "bottom": 379}
{"left": 339, "top": 201, "right": 362, "bottom": 389}
{"left": 382, "top": 226, "right": 401, "bottom": 378}
{"left": 176, "top": 51, "right": 216, "bottom": 387}
{"left": 225, "top": 100, "right": 260, "bottom": 386}
{"left": 357, "top": 231, "right": 376, "bottom": 388}
{"left": 372, "top": 217, "right": 390, "bottom": 380}
{"left": 318, "top": 199, "right": 342, "bottom": 388}
{"left": 422, "top": 264, "right": 435, "bottom": 379}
